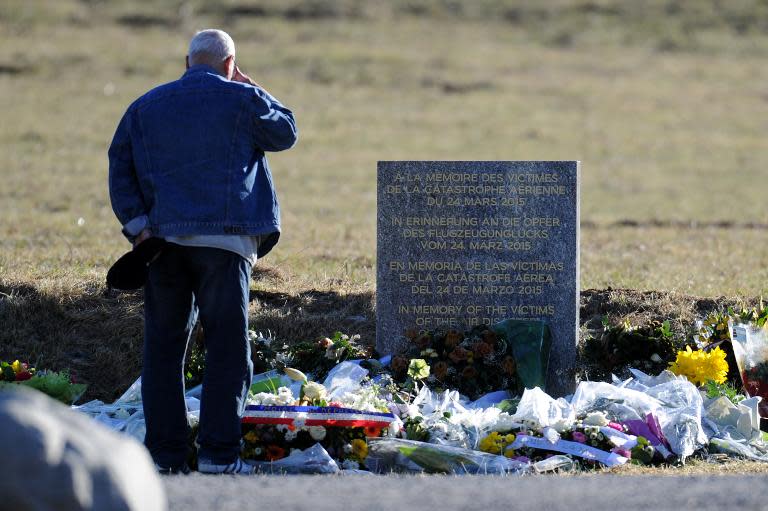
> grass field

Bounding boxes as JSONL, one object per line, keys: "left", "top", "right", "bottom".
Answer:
{"left": 3, "top": 0, "right": 768, "bottom": 399}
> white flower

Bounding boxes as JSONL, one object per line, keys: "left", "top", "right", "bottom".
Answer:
{"left": 338, "top": 385, "right": 390, "bottom": 412}
{"left": 343, "top": 443, "right": 353, "bottom": 454}
{"left": 303, "top": 381, "right": 327, "bottom": 401}
{"left": 325, "top": 345, "right": 339, "bottom": 360}
{"left": 285, "top": 430, "right": 297, "bottom": 442}
{"left": 552, "top": 419, "right": 573, "bottom": 433}
{"left": 584, "top": 411, "right": 609, "bottom": 427}
{"left": 309, "top": 426, "right": 327, "bottom": 441}
{"left": 342, "top": 459, "right": 360, "bottom": 470}
{"left": 250, "top": 386, "right": 295, "bottom": 406}
{"left": 492, "top": 412, "right": 522, "bottom": 432}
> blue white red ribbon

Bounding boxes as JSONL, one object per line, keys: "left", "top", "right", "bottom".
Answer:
{"left": 242, "top": 405, "right": 396, "bottom": 428}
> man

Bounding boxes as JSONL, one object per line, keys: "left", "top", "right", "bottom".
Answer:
{"left": 108, "top": 29, "right": 297, "bottom": 474}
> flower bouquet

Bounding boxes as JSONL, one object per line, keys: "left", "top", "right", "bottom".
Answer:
{"left": 241, "top": 371, "right": 395, "bottom": 470}
{"left": 730, "top": 324, "right": 768, "bottom": 417}
{"left": 0, "top": 359, "right": 86, "bottom": 404}
{"left": 391, "top": 321, "right": 551, "bottom": 400}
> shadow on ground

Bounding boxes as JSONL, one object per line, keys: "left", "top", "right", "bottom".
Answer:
{"left": 1, "top": 277, "right": 759, "bottom": 402}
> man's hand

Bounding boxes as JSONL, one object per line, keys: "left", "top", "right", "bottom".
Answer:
{"left": 232, "top": 65, "right": 260, "bottom": 88}
{"left": 133, "top": 228, "right": 152, "bottom": 248}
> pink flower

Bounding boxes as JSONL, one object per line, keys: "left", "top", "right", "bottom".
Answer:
{"left": 608, "top": 422, "right": 624, "bottom": 431}
{"left": 611, "top": 448, "right": 632, "bottom": 459}
{"left": 572, "top": 431, "right": 587, "bottom": 443}
{"left": 328, "top": 402, "right": 343, "bottom": 408}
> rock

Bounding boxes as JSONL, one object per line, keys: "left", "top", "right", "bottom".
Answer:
{"left": 0, "top": 386, "right": 167, "bottom": 511}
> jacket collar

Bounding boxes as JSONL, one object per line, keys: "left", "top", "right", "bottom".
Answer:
{"left": 183, "top": 64, "right": 223, "bottom": 77}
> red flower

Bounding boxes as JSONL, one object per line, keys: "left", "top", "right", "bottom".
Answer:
{"left": 265, "top": 445, "right": 286, "bottom": 461}
{"left": 473, "top": 342, "right": 494, "bottom": 358}
{"left": 449, "top": 347, "right": 469, "bottom": 364}
{"left": 363, "top": 426, "right": 383, "bottom": 437}
{"left": 15, "top": 371, "right": 32, "bottom": 382}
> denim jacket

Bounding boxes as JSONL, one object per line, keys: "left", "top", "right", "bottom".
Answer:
{"left": 108, "top": 64, "right": 297, "bottom": 257}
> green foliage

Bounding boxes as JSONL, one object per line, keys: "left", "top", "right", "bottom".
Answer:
{"left": 14, "top": 371, "right": 86, "bottom": 404}
{"left": 397, "top": 444, "right": 474, "bottom": 474}
{"left": 403, "top": 416, "right": 430, "bottom": 442}
{"left": 282, "top": 332, "right": 372, "bottom": 381}
{"left": 0, "top": 362, "right": 16, "bottom": 382}
{"left": 703, "top": 380, "right": 745, "bottom": 404}
{"left": 184, "top": 331, "right": 371, "bottom": 387}
{"left": 736, "top": 299, "right": 768, "bottom": 329}
{"left": 184, "top": 338, "right": 206, "bottom": 388}
{"left": 581, "top": 318, "right": 682, "bottom": 380}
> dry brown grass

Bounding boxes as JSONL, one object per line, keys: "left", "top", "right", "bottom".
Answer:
{"left": 3, "top": 0, "right": 768, "bottom": 409}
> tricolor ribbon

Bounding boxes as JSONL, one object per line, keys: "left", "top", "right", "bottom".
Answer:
{"left": 242, "top": 405, "right": 396, "bottom": 429}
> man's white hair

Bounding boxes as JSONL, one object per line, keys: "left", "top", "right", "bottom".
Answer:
{"left": 188, "top": 29, "right": 235, "bottom": 65}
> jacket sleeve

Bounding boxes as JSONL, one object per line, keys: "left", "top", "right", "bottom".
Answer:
{"left": 250, "top": 87, "right": 298, "bottom": 152}
{"left": 108, "top": 108, "right": 149, "bottom": 241}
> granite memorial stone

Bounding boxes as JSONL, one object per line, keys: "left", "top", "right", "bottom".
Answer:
{"left": 377, "top": 161, "right": 579, "bottom": 396}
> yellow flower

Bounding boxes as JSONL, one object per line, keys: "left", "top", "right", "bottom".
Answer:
{"left": 669, "top": 346, "right": 728, "bottom": 385}
{"left": 351, "top": 438, "right": 368, "bottom": 460}
{"left": 479, "top": 432, "right": 502, "bottom": 454}
{"left": 243, "top": 430, "right": 260, "bottom": 444}
{"left": 11, "top": 360, "right": 22, "bottom": 374}
{"left": 479, "top": 432, "right": 516, "bottom": 455}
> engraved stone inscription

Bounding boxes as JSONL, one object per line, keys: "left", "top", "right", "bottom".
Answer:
{"left": 377, "top": 161, "right": 579, "bottom": 396}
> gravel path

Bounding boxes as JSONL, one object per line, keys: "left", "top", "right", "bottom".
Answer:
{"left": 164, "top": 473, "right": 768, "bottom": 511}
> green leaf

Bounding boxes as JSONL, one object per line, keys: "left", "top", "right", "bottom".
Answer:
{"left": 398, "top": 445, "right": 475, "bottom": 474}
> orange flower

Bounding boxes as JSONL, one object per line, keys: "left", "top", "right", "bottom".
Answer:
{"left": 363, "top": 426, "right": 383, "bottom": 437}
{"left": 473, "top": 342, "right": 494, "bottom": 358}
{"left": 449, "top": 347, "right": 469, "bottom": 363}
{"left": 482, "top": 330, "right": 498, "bottom": 344}
{"left": 414, "top": 333, "right": 431, "bottom": 349}
{"left": 461, "top": 366, "right": 478, "bottom": 380}
{"left": 444, "top": 330, "right": 462, "bottom": 350}
{"left": 391, "top": 356, "right": 409, "bottom": 374}
{"left": 433, "top": 361, "right": 449, "bottom": 380}
{"left": 265, "top": 445, "right": 286, "bottom": 461}
{"left": 502, "top": 356, "right": 516, "bottom": 376}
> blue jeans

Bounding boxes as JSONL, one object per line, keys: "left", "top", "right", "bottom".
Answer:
{"left": 141, "top": 244, "right": 253, "bottom": 467}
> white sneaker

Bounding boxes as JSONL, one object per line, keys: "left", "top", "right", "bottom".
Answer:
{"left": 198, "top": 457, "right": 255, "bottom": 475}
